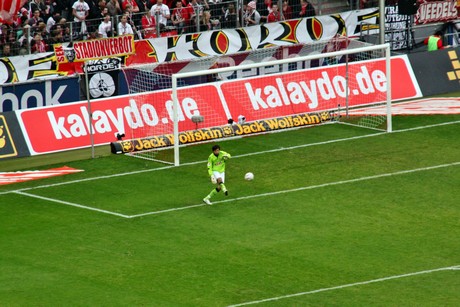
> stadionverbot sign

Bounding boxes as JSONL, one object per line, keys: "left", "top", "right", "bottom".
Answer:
{"left": 54, "top": 35, "right": 135, "bottom": 64}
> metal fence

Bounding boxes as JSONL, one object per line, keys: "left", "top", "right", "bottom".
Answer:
{"left": 1, "top": 0, "right": 335, "bottom": 57}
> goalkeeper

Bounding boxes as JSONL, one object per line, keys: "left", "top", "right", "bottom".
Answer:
{"left": 203, "top": 144, "right": 231, "bottom": 205}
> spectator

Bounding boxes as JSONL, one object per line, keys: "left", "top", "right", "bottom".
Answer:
{"left": 86, "top": 0, "right": 104, "bottom": 34}
{"left": 98, "top": 0, "right": 107, "bottom": 14}
{"left": 98, "top": 7, "right": 110, "bottom": 20}
{"left": 0, "top": 44, "right": 14, "bottom": 58}
{"left": 188, "top": 0, "right": 204, "bottom": 32}
{"left": 136, "top": 0, "right": 151, "bottom": 12}
{"left": 53, "top": 23, "right": 65, "bottom": 37}
{"left": 72, "top": 0, "right": 90, "bottom": 38}
{"left": 123, "top": 5, "right": 141, "bottom": 36}
{"left": 221, "top": 2, "right": 237, "bottom": 29}
{"left": 37, "top": 21, "right": 50, "bottom": 42}
{"left": 198, "top": 0, "right": 210, "bottom": 12}
{"left": 260, "top": 0, "right": 273, "bottom": 23}
{"left": 207, "top": 0, "right": 224, "bottom": 21}
{"left": 282, "top": 0, "right": 292, "bottom": 20}
{"left": 150, "top": 0, "right": 171, "bottom": 30}
{"left": 30, "top": 0, "right": 47, "bottom": 18}
{"left": 201, "top": 10, "right": 219, "bottom": 31}
{"left": 17, "top": 8, "right": 30, "bottom": 27}
{"left": 142, "top": 9, "right": 157, "bottom": 37}
{"left": 62, "top": 22, "right": 76, "bottom": 41}
{"left": 118, "top": 14, "right": 134, "bottom": 35}
{"left": 124, "top": 0, "right": 142, "bottom": 28}
{"left": 1, "top": 26, "right": 18, "bottom": 51}
{"left": 360, "top": 0, "right": 378, "bottom": 9}
{"left": 0, "top": 24, "right": 10, "bottom": 44}
{"left": 244, "top": 1, "right": 260, "bottom": 27}
{"left": 57, "top": 17, "right": 69, "bottom": 28}
{"left": 49, "top": 29, "right": 65, "bottom": 44}
{"left": 171, "top": 1, "right": 190, "bottom": 35}
{"left": 106, "top": 0, "right": 122, "bottom": 16}
{"left": 267, "top": 3, "right": 282, "bottom": 23}
{"left": 298, "top": 0, "right": 315, "bottom": 18}
{"left": 87, "top": 0, "right": 103, "bottom": 19}
{"left": 88, "top": 30, "right": 100, "bottom": 39}
{"left": 31, "top": 33, "right": 49, "bottom": 53}
{"left": 58, "top": 0, "right": 74, "bottom": 20}
{"left": 424, "top": 30, "right": 448, "bottom": 51}
{"left": 122, "top": 0, "right": 140, "bottom": 13}
{"left": 29, "top": 9, "right": 45, "bottom": 30}
{"left": 56, "top": 0, "right": 73, "bottom": 20}
{"left": 18, "top": 25, "right": 34, "bottom": 54}
{"left": 46, "top": 11, "right": 61, "bottom": 33}
{"left": 98, "top": 13, "right": 113, "bottom": 37}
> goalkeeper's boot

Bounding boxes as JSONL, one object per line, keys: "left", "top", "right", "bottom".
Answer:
{"left": 222, "top": 186, "right": 228, "bottom": 196}
{"left": 203, "top": 197, "right": 212, "bottom": 205}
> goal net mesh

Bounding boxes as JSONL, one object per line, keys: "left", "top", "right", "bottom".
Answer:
{"left": 120, "top": 36, "right": 390, "bottom": 164}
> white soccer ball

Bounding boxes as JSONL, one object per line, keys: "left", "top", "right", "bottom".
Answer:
{"left": 244, "top": 172, "right": 254, "bottom": 181}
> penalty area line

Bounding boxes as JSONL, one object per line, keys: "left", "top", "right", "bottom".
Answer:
{"left": 129, "top": 161, "right": 460, "bottom": 218}
{"left": 227, "top": 265, "right": 460, "bottom": 306}
{"left": 2, "top": 120, "right": 458, "bottom": 197}
{"left": 14, "top": 191, "right": 131, "bottom": 218}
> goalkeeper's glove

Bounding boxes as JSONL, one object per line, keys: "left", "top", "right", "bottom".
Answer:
{"left": 211, "top": 175, "right": 217, "bottom": 184}
{"left": 223, "top": 154, "right": 231, "bottom": 160}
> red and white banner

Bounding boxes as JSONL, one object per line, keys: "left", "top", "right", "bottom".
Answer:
{"left": 1, "top": 9, "right": 380, "bottom": 85}
{"left": 0, "top": 166, "right": 83, "bottom": 185}
{"left": 415, "top": 0, "right": 458, "bottom": 24}
{"left": 0, "top": 0, "right": 27, "bottom": 25}
{"left": 16, "top": 56, "right": 421, "bottom": 155}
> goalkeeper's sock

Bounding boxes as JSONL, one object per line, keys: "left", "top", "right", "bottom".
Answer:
{"left": 207, "top": 188, "right": 218, "bottom": 199}
{"left": 220, "top": 183, "right": 228, "bottom": 196}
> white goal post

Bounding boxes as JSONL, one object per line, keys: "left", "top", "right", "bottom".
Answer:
{"left": 169, "top": 43, "right": 392, "bottom": 166}
{"left": 113, "top": 40, "right": 391, "bottom": 166}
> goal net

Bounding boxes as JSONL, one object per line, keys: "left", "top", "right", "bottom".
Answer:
{"left": 118, "top": 37, "right": 391, "bottom": 165}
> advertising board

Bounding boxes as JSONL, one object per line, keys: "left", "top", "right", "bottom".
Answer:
{"left": 15, "top": 56, "right": 421, "bottom": 156}
{"left": 0, "top": 78, "right": 80, "bottom": 113}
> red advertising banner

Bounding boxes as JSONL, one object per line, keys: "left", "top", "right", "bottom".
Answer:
{"left": 220, "top": 57, "right": 420, "bottom": 121}
{"left": 18, "top": 84, "right": 225, "bottom": 154}
{"left": 17, "top": 56, "right": 421, "bottom": 155}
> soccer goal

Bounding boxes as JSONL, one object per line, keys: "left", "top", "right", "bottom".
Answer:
{"left": 119, "top": 39, "right": 391, "bottom": 166}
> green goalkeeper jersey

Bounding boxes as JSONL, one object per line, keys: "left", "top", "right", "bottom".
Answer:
{"left": 207, "top": 151, "right": 231, "bottom": 176}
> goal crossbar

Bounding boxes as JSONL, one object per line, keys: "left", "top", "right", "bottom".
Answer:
{"left": 171, "top": 43, "right": 392, "bottom": 165}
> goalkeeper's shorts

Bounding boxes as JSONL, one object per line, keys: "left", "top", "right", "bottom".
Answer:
{"left": 212, "top": 171, "right": 225, "bottom": 183}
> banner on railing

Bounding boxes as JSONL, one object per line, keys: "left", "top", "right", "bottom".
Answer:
{"left": 415, "top": 0, "right": 458, "bottom": 24}
{"left": 1, "top": 10, "right": 379, "bottom": 85}
{"left": 54, "top": 35, "right": 135, "bottom": 64}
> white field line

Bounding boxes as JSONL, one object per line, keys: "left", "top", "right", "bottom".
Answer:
{"left": 10, "top": 161, "right": 460, "bottom": 219}
{"left": 128, "top": 161, "right": 460, "bottom": 218}
{"left": 13, "top": 191, "right": 131, "bottom": 218}
{"left": 227, "top": 265, "right": 460, "bottom": 307}
{"left": 0, "top": 119, "right": 458, "bottom": 196}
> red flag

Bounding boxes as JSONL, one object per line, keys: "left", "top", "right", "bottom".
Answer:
{"left": 0, "top": 0, "right": 28, "bottom": 24}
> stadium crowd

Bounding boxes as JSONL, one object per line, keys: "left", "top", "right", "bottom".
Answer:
{"left": 0, "top": 0, "right": 322, "bottom": 57}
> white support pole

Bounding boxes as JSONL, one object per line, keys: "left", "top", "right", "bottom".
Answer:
{"left": 385, "top": 44, "right": 392, "bottom": 133}
{"left": 379, "top": 0, "right": 386, "bottom": 45}
{"left": 84, "top": 62, "right": 95, "bottom": 158}
{"left": 172, "top": 75, "right": 180, "bottom": 166}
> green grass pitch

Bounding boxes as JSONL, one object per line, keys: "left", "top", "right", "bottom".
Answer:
{"left": 0, "top": 114, "right": 459, "bottom": 306}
